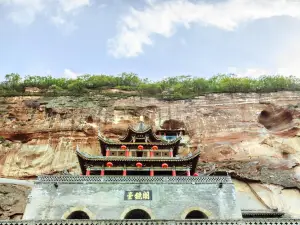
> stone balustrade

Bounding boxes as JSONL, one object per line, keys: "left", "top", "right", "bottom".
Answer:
{"left": 0, "top": 219, "right": 299, "bottom": 225}
{"left": 36, "top": 175, "right": 232, "bottom": 184}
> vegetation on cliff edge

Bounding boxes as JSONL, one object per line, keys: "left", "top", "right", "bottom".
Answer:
{"left": 1, "top": 73, "right": 300, "bottom": 100}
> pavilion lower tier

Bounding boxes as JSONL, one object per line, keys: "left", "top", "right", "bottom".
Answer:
{"left": 84, "top": 166, "right": 195, "bottom": 176}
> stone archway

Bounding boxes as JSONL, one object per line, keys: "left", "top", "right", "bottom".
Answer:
{"left": 181, "top": 207, "right": 212, "bottom": 219}
{"left": 66, "top": 211, "right": 90, "bottom": 219}
{"left": 120, "top": 206, "right": 154, "bottom": 219}
{"left": 185, "top": 210, "right": 208, "bottom": 219}
{"left": 61, "top": 206, "right": 95, "bottom": 219}
{"left": 124, "top": 209, "right": 151, "bottom": 219}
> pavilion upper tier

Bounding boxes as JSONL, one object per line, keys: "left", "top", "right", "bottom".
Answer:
{"left": 98, "top": 118, "right": 182, "bottom": 157}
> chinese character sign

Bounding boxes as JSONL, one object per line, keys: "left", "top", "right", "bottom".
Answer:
{"left": 124, "top": 191, "right": 152, "bottom": 200}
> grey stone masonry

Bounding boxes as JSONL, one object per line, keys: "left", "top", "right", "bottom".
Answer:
{"left": 23, "top": 175, "right": 241, "bottom": 220}
{"left": 0, "top": 219, "right": 300, "bottom": 225}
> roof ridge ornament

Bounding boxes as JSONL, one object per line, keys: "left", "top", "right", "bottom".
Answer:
{"left": 140, "top": 115, "right": 144, "bottom": 122}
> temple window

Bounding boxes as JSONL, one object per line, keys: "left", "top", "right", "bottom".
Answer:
{"left": 136, "top": 151, "right": 143, "bottom": 157}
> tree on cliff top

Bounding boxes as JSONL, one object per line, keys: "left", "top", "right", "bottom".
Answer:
{"left": 0, "top": 73, "right": 299, "bottom": 98}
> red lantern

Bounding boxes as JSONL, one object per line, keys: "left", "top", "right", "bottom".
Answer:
{"left": 138, "top": 145, "right": 144, "bottom": 150}
{"left": 193, "top": 173, "right": 199, "bottom": 176}
{"left": 162, "top": 163, "right": 168, "bottom": 168}
{"left": 136, "top": 162, "right": 143, "bottom": 168}
{"left": 152, "top": 145, "right": 158, "bottom": 150}
{"left": 106, "top": 162, "right": 113, "bottom": 167}
{"left": 121, "top": 145, "right": 127, "bottom": 150}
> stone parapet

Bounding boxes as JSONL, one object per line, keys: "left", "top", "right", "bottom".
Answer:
{"left": 0, "top": 219, "right": 300, "bottom": 225}
{"left": 36, "top": 175, "right": 232, "bottom": 184}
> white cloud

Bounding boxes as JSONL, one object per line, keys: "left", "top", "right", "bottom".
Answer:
{"left": 58, "top": 0, "right": 90, "bottom": 13}
{"left": 1, "top": 0, "right": 45, "bottom": 25}
{"left": 108, "top": 0, "right": 300, "bottom": 58}
{"left": 51, "top": 15, "right": 66, "bottom": 26}
{"left": 0, "top": 0, "right": 91, "bottom": 29}
{"left": 275, "top": 37, "right": 300, "bottom": 77}
{"left": 227, "top": 67, "right": 271, "bottom": 78}
{"left": 63, "top": 69, "right": 79, "bottom": 79}
{"left": 50, "top": 15, "right": 77, "bottom": 33}
{"left": 227, "top": 31, "right": 300, "bottom": 78}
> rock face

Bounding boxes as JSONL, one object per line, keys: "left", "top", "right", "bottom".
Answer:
{"left": 234, "top": 179, "right": 300, "bottom": 218}
{"left": 0, "top": 184, "right": 30, "bottom": 220}
{"left": 0, "top": 91, "right": 299, "bottom": 218}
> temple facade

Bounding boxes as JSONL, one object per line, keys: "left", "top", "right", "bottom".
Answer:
{"left": 4, "top": 118, "right": 298, "bottom": 224}
{"left": 77, "top": 117, "right": 197, "bottom": 177}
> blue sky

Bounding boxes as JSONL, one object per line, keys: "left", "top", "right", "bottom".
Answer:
{"left": 1, "top": 0, "right": 300, "bottom": 81}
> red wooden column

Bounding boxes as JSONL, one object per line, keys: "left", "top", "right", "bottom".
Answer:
{"left": 150, "top": 149, "right": 154, "bottom": 157}
{"left": 186, "top": 168, "right": 191, "bottom": 176}
{"left": 106, "top": 148, "right": 110, "bottom": 157}
{"left": 100, "top": 167, "right": 105, "bottom": 176}
{"left": 123, "top": 166, "right": 127, "bottom": 176}
{"left": 150, "top": 167, "right": 154, "bottom": 176}
{"left": 172, "top": 167, "right": 176, "bottom": 176}
{"left": 169, "top": 149, "right": 173, "bottom": 157}
{"left": 86, "top": 168, "right": 91, "bottom": 176}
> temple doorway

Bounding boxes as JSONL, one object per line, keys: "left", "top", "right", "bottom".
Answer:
{"left": 185, "top": 210, "right": 208, "bottom": 219}
{"left": 66, "top": 210, "right": 90, "bottom": 219}
{"left": 124, "top": 209, "right": 151, "bottom": 219}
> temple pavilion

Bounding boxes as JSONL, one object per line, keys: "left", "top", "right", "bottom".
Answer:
{"left": 76, "top": 116, "right": 200, "bottom": 177}
{"left": 4, "top": 117, "right": 295, "bottom": 222}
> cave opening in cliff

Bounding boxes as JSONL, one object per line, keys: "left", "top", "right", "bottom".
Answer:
{"left": 161, "top": 119, "right": 185, "bottom": 130}
{"left": 124, "top": 209, "right": 151, "bottom": 219}
{"left": 8, "top": 133, "right": 32, "bottom": 143}
{"left": 66, "top": 211, "right": 90, "bottom": 219}
{"left": 258, "top": 106, "right": 294, "bottom": 131}
{"left": 185, "top": 210, "right": 208, "bottom": 219}
{"left": 86, "top": 115, "right": 94, "bottom": 123}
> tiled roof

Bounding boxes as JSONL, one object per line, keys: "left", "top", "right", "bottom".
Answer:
{"left": 98, "top": 134, "right": 182, "bottom": 146}
{"left": 76, "top": 148, "right": 200, "bottom": 162}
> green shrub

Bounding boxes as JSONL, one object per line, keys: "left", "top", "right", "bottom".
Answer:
{"left": 1, "top": 73, "right": 300, "bottom": 99}
{"left": 0, "top": 136, "right": 5, "bottom": 143}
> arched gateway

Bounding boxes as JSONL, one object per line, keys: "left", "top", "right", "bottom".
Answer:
{"left": 185, "top": 210, "right": 208, "bottom": 219}
{"left": 66, "top": 211, "right": 90, "bottom": 219}
{"left": 124, "top": 209, "right": 151, "bottom": 219}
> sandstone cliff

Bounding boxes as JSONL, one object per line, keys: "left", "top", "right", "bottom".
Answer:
{"left": 0, "top": 91, "right": 300, "bottom": 218}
